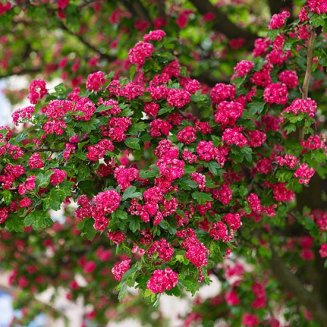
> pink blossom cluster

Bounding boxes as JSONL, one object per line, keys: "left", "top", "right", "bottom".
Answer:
{"left": 232, "top": 60, "right": 254, "bottom": 78}
{"left": 222, "top": 127, "right": 247, "bottom": 147}
{"left": 112, "top": 259, "right": 131, "bottom": 281}
{"left": 284, "top": 98, "right": 317, "bottom": 117}
{"left": 147, "top": 238, "right": 174, "bottom": 262}
{"left": 294, "top": 163, "right": 315, "bottom": 184}
{"left": 181, "top": 232, "right": 209, "bottom": 268}
{"left": 45, "top": 100, "right": 73, "bottom": 119}
{"left": 114, "top": 167, "right": 139, "bottom": 190}
{"left": 128, "top": 41, "right": 154, "bottom": 66}
{"left": 87, "top": 139, "right": 114, "bottom": 161}
{"left": 210, "top": 83, "right": 236, "bottom": 104}
{"left": 28, "top": 153, "right": 44, "bottom": 169}
{"left": 143, "top": 29, "right": 166, "bottom": 42}
{"left": 50, "top": 169, "right": 67, "bottom": 186}
{"left": 213, "top": 184, "right": 232, "bottom": 205}
{"left": 278, "top": 70, "right": 299, "bottom": 89}
{"left": 214, "top": 101, "right": 244, "bottom": 127}
{"left": 177, "top": 126, "right": 197, "bottom": 144}
{"left": 307, "top": 0, "right": 327, "bottom": 14}
{"left": 28, "top": 80, "right": 47, "bottom": 104}
{"left": 263, "top": 83, "right": 288, "bottom": 104}
{"left": 269, "top": 10, "right": 290, "bottom": 29}
{"left": 12, "top": 106, "right": 35, "bottom": 125}
{"left": 86, "top": 71, "right": 106, "bottom": 92}
{"left": 147, "top": 268, "right": 178, "bottom": 293}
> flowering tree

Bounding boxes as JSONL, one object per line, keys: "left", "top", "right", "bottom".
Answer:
{"left": 0, "top": 0, "right": 327, "bottom": 326}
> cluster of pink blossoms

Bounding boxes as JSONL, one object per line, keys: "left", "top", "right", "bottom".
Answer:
{"left": 112, "top": 258, "right": 131, "bottom": 281}
{"left": 147, "top": 238, "right": 174, "bottom": 262}
{"left": 28, "top": 79, "right": 47, "bottom": 104}
{"left": 128, "top": 41, "right": 154, "bottom": 66}
{"left": 146, "top": 268, "right": 178, "bottom": 293}
{"left": 263, "top": 82, "right": 288, "bottom": 104}
{"left": 86, "top": 71, "right": 106, "bottom": 92}
{"left": 284, "top": 98, "right": 317, "bottom": 118}
{"left": 269, "top": 10, "right": 290, "bottom": 29}
{"left": 294, "top": 163, "right": 315, "bottom": 184}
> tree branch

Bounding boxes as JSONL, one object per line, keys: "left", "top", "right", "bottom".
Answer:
{"left": 270, "top": 250, "right": 327, "bottom": 325}
{"left": 57, "top": 21, "right": 116, "bottom": 62}
{"left": 189, "top": 0, "right": 257, "bottom": 48}
{"left": 0, "top": 67, "right": 42, "bottom": 79}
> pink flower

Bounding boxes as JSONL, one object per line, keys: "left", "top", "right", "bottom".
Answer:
{"left": 147, "top": 239, "right": 174, "bottom": 262}
{"left": 210, "top": 222, "right": 229, "bottom": 241}
{"left": 269, "top": 10, "right": 290, "bottom": 29}
{"left": 284, "top": 98, "right": 317, "bottom": 118}
{"left": 177, "top": 126, "right": 197, "bottom": 144}
{"left": 182, "top": 234, "right": 209, "bottom": 267}
{"left": 242, "top": 313, "right": 259, "bottom": 327}
{"left": 50, "top": 169, "right": 67, "bottom": 185}
{"left": 225, "top": 290, "right": 240, "bottom": 305}
{"left": 128, "top": 41, "right": 154, "bottom": 66}
{"left": 222, "top": 127, "right": 247, "bottom": 147}
{"left": 319, "top": 244, "right": 327, "bottom": 258}
{"left": 143, "top": 30, "right": 166, "bottom": 42}
{"left": 294, "top": 163, "right": 315, "bottom": 184}
{"left": 308, "top": 0, "right": 327, "bottom": 14}
{"left": 214, "top": 101, "right": 243, "bottom": 127}
{"left": 107, "top": 231, "right": 126, "bottom": 244}
{"left": 74, "top": 98, "right": 96, "bottom": 121}
{"left": 28, "top": 153, "right": 44, "bottom": 169}
{"left": 278, "top": 70, "right": 299, "bottom": 89}
{"left": 93, "top": 190, "right": 121, "bottom": 215}
{"left": 28, "top": 80, "right": 47, "bottom": 104}
{"left": 167, "top": 89, "right": 191, "bottom": 108}
{"left": 112, "top": 259, "right": 131, "bottom": 281}
{"left": 86, "top": 71, "right": 106, "bottom": 92}
{"left": 213, "top": 184, "right": 232, "bottom": 205}
{"left": 211, "top": 83, "right": 236, "bottom": 104}
{"left": 0, "top": 207, "right": 9, "bottom": 224}
{"left": 114, "top": 167, "right": 139, "bottom": 191}
{"left": 263, "top": 83, "right": 288, "bottom": 105}
{"left": 147, "top": 268, "right": 178, "bottom": 293}
{"left": 232, "top": 60, "right": 254, "bottom": 78}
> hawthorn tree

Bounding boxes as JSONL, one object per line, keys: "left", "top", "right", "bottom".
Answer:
{"left": 0, "top": 1, "right": 327, "bottom": 326}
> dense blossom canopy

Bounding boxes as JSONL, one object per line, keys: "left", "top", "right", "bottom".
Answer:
{"left": 0, "top": 0, "right": 327, "bottom": 326}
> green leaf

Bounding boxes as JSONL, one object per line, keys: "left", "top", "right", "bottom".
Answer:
{"left": 24, "top": 211, "right": 53, "bottom": 230}
{"left": 139, "top": 166, "right": 159, "bottom": 179}
{"left": 124, "top": 138, "right": 141, "bottom": 150}
{"left": 44, "top": 183, "right": 72, "bottom": 211}
{"left": 192, "top": 192, "right": 213, "bottom": 204}
{"left": 129, "top": 122, "right": 147, "bottom": 134}
{"left": 111, "top": 209, "right": 128, "bottom": 221}
{"left": 129, "top": 219, "right": 141, "bottom": 233}
{"left": 240, "top": 146, "right": 252, "bottom": 163}
{"left": 122, "top": 186, "right": 142, "bottom": 201}
{"left": 207, "top": 161, "right": 220, "bottom": 175}
{"left": 78, "top": 218, "right": 97, "bottom": 241}
{"left": 5, "top": 213, "right": 24, "bottom": 232}
{"left": 1, "top": 190, "right": 12, "bottom": 205}
{"left": 36, "top": 170, "right": 53, "bottom": 188}
{"left": 247, "top": 102, "right": 265, "bottom": 115}
{"left": 159, "top": 220, "right": 176, "bottom": 235}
